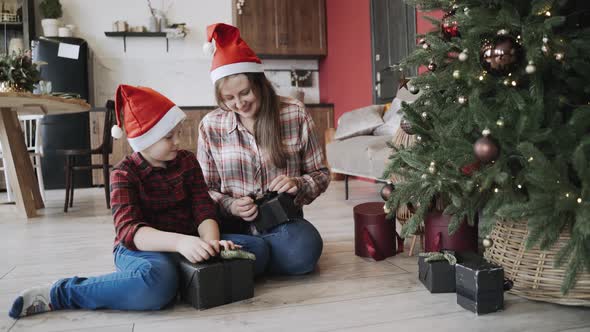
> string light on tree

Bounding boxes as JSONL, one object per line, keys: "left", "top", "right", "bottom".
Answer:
{"left": 421, "top": 112, "right": 428, "bottom": 119}
{"left": 496, "top": 118, "right": 504, "bottom": 127}
{"left": 578, "top": 198, "right": 583, "bottom": 204}
{"left": 453, "top": 70, "right": 461, "bottom": 79}
{"left": 555, "top": 52, "right": 565, "bottom": 61}
{"left": 458, "top": 96, "right": 467, "bottom": 104}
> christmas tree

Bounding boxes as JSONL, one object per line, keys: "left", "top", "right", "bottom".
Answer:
{"left": 383, "top": 0, "right": 590, "bottom": 293}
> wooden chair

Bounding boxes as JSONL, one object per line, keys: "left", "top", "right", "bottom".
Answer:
{"left": 0, "top": 114, "right": 46, "bottom": 203}
{"left": 59, "top": 100, "right": 115, "bottom": 212}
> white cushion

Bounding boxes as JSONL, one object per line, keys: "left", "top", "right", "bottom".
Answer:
{"left": 334, "top": 105, "right": 384, "bottom": 140}
{"left": 373, "top": 98, "right": 403, "bottom": 136}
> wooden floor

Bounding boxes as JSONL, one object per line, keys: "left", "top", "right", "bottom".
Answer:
{"left": 0, "top": 180, "right": 589, "bottom": 332}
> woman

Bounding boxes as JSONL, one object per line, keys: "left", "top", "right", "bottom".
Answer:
{"left": 197, "top": 23, "right": 330, "bottom": 276}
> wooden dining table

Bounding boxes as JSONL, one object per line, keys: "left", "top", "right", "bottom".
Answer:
{"left": 0, "top": 92, "right": 91, "bottom": 218}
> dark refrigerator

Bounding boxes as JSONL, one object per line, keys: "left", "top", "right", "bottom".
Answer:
{"left": 32, "top": 37, "right": 92, "bottom": 189}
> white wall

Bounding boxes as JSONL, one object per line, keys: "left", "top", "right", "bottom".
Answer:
{"left": 34, "top": 0, "right": 320, "bottom": 107}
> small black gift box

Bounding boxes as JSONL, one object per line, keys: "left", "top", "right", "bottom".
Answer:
{"left": 418, "top": 250, "right": 457, "bottom": 293}
{"left": 253, "top": 191, "right": 302, "bottom": 232}
{"left": 455, "top": 260, "right": 504, "bottom": 315}
{"left": 178, "top": 256, "right": 254, "bottom": 310}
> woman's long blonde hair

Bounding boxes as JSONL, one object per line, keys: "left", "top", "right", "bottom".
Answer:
{"left": 215, "top": 73, "right": 287, "bottom": 168}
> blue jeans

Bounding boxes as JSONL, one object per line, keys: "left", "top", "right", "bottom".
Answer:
{"left": 222, "top": 218, "right": 323, "bottom": 276}
{"left": 51, "top": 244, "right": 179, "bottom": 311}
{"left": 50, "top": 219, "right": 322, "bottom": 311}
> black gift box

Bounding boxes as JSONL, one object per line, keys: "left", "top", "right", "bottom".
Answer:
{"left": 455, "top": 260, "right": 504, "bottom": 315}
{"left": 253, "top": 191, "right": 302, "bottom": 232}
{"left": 178, "top": 257, "right": 254, "bottom": 310}
{"left": 418, "top": 254, "right": 456, "bottom": 293}
{"left": 418, "top": 251, "right": 481, "bottom": 293}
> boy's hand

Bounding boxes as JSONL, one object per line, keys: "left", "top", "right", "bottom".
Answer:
{"left": 206, "top": 239, "right": 241, "bottom": 253}
{"left": 268, "top": 175, "right": 298, "bottom": 194}
{"left": 176, "top": 235, "right": 217, "bottom": 263}
{"left": 230, "top": 197, "right": 258, "bottom": 221}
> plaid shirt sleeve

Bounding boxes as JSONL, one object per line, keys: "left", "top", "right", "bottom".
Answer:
{"left": 197, "top": 121, "right": 236, "bottom": 217}
{"left": 293, "top": 108, "right": 331, "bottom": 205}
{"left": 184, "top": 152, "right": 218, "bottom": 225}
{"left": 110, "top": 167, "right": 149, "bottom": 251}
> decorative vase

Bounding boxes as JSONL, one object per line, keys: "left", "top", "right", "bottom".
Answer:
{"left": 484, "top": 219, "right": 590, "bottom": 306}
{"left": 41, "top": 18, "right": 60, "bottom": 37}
{"left": 147, "top": 15, "right": 158, "bottom": 32}
{"left": 0, "top": 81, "right": 27, "bottom": 93}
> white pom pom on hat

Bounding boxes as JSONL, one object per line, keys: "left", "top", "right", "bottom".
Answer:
{"left": 111, "top": 125, "right": 123, "bottom": 139}
{"left": 202, "top": 39, "right": 216, "bottom": 56}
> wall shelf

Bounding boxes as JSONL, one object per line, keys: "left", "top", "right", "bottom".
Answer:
{"left": 104, "top": 32, "right": 176, "bottom": 52}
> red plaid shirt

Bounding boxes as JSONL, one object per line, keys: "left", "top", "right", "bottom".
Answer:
{"left": 110, "top": 150, "right": 217, "bottom": 250}
{"left": 197, "top": 97, "right": 330, "bottom": 217}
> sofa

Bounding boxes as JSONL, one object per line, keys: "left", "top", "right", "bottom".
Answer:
{"left": 326, "top": 87, "right": 419, "bottom": 199}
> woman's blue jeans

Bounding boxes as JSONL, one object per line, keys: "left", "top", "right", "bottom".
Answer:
{"left": 50, "top": 218, "right": 322, "bottom": 311}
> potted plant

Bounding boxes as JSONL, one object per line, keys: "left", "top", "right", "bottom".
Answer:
{"left": 0, "top": 52, "right": 41, "bottom": 93}
{"left": 39, "top": 0, "right": 62, "bottom": 37}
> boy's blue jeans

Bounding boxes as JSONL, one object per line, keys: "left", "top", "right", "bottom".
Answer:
{"left": 50, "top": 218, "right": 322, "bottom": 311}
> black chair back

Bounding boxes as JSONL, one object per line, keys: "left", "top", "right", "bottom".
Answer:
{"left": 102, "top": 100, "right": 116, "bottom": 155}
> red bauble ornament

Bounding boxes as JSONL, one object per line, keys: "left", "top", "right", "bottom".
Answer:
{"left": 460, "top": 161, "right": 482, "bottom": 176}
{"left": 380, "top": 183, "right": 395, "bottom": 201}
{"left": 400, "top": 117, "right": 414, "bottom": 135}
{"left": 427, "top": 62, "right": 437, "bottom": 71}
{"left": 474, "top": 137, "right": 500, "bottom": 163}
{"left": 480, "top": 35, "right": 523, "bottom": 76}
{"left": 441, "top": 10, "right": 460, "bottom": 39}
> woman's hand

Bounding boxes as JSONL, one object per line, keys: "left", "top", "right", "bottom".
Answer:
{"left": 230, "top": 197, "right": 258, "bottom": 221}
{"left": 176, "top": 235, "right": 218, "bottom": 263}
{"left": 269, "top": 175, "right": 298, "bottom": 194}
{"left": 206, "top": 239, "right": 241, "bottom": 253}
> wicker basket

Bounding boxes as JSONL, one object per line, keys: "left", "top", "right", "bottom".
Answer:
{"left": 484, "top": 219, "right": 590, "bottom": 306}
{"left": 389, "top": 127, "right": 416, "bottom": 223}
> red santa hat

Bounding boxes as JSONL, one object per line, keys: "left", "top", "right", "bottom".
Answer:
{"left": 111, "top": 84, "right": 186, "bottom": 152}
{"left": 203, "top": 23, "right": 263, "bottom": 82}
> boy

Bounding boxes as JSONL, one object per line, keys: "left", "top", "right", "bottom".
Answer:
{"left": 9, "top": 85, "right": 236, "bottom": 318}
